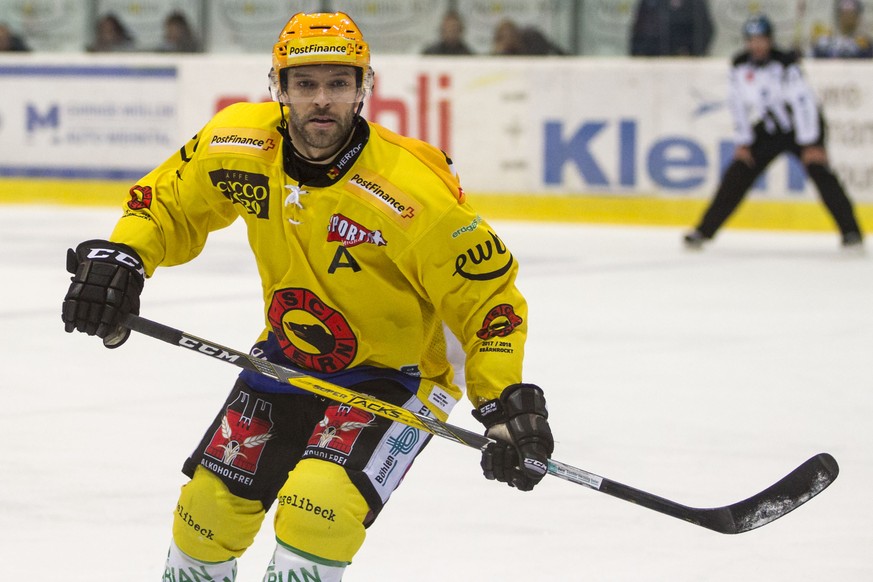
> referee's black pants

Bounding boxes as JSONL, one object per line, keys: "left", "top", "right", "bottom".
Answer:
{"left": 695, "top": 131, "right": 861, "bottom": 239}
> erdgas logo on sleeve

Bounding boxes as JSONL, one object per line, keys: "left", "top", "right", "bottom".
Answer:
{"left": 451, "top": 215, "right": 483, "bottom": 238}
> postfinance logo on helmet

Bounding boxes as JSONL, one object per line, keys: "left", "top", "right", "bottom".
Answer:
{"left": 270, "top": 12, "right": 374, "bottom": 102}
{"left": 282, "top": 38, "right": 359, "bottom": 61}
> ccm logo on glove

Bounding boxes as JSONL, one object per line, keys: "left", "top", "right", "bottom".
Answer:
{"left": 62, "top": 239, "right": 146, "bottom": 348}
{"left": 82, "top": 247, "right": 146, "bottom": 275}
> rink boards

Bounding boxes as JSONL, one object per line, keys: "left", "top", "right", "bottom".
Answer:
{"left": 1, "top": 55, "right": 871, "bottom": 231}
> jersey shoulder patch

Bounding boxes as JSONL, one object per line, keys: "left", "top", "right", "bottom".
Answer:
{"left": 343, "top": 167, "right": 419, "bottom": 230}
{"left": 202, "top": 103, "right": 282, "bottom": 162}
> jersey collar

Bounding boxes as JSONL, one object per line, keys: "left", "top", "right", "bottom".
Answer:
{"left": 279, "top": 117, "right": 370, "bottom": 188}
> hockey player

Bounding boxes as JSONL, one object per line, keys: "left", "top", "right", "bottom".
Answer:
{"left": 61, "top": 12, "right": 554, "bottom": 582}
{"left": 684, "top": 14, "right": 864, "bottom": 250}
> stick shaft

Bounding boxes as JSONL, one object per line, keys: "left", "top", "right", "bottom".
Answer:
{"left": 123, "top": 313, "right": 837, "bottom": 534}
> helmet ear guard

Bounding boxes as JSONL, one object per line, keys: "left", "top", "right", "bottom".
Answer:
{"left": 268, "top": 67, "right": 280, "bottom": 102}
{"left": 361, "top": 65, "right": 374, "bottom": 98}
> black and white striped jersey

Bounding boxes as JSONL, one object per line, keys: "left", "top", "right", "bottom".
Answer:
{"left": 728, "top": 49, "right": 821, "bottom": 146}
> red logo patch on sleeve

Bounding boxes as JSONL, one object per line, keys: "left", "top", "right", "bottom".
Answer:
{"left": 127, "top": 185, "right": 152, "bottom": 210}
{"left": 476, "top": 303, "right": 523, "bottom": 340}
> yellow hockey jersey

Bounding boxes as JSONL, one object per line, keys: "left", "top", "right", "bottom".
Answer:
{"left": 110, "top": 101, "right": 528, "bottom": 418}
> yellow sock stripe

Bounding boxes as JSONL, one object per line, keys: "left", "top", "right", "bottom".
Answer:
{"left": 274, "top": 538, "right": 351, "bottom": 568}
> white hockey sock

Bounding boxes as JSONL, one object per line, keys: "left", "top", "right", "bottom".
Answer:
{"left": 262, "top": 543, "right": 347, "bottom": 582}
{"left": 163, "top": 540, "right": 238, "bottom": 582}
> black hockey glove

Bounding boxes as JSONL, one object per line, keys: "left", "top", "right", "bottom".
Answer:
{"left": 473, "top": 383, "right": 554, "bottom": 492}
{"left": 62, "top": 239, "right": 145, "bottom": 348}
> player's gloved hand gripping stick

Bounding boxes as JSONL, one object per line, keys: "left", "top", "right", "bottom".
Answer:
{"left": 63, "top": 240, "right": 145, "bottom": 348}
{"left": 473, "top": 384, "right": 554, "bottom": 491}
{"left": 116, "top": 313, "right": 840, "bottom": 535}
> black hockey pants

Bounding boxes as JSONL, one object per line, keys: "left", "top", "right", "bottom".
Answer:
{"left": 695, "top": 132, "right": 861, "bottom": 238}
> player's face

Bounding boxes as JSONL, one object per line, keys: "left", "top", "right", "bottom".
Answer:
{"left": 746, "top": 35, "right": 771, "bottom": 62}
{"left": 282, "top": 65, "right": 362, "bottom": 160}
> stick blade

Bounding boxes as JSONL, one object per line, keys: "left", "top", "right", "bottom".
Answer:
{"left": 710, "top": 453, "right": 839, "bottom": 534}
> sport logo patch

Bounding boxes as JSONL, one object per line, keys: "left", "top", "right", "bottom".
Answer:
{"left": 476, "top": 303, "right": 523, "bottom": 340}
{"left": 209, "top": 169, "right": 270, "bottom": 219}
{"left": 327, "top": 214, "right": 387, "bottom": 247}
{"left": 204, "top": 392, "right": 273, "bottom": 475}
{"left": 268, "top": 287, "right": 358, "bottom": 373}
{"left": 307, "top": 404, "right": 375, "bottom": 458}
{"left": 127, "top": 185, "right": 152, "bottom": 210}
{"left": 207, "top": 127, "right": 279, "bottom": 161}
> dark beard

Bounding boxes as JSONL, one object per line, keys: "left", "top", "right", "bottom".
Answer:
{"left": 288, "top": 107, "right": 356, "bottom": 157}
{"left": 279, "top": 117, "right": 370, "bottom": 188}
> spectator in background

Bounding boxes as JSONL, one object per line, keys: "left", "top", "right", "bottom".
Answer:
{"left": 423, "top": 9, "right": 473, "bottom": 55}
{"left": 811, "top": 0, "right": 873, "bottom": 58}
{"left": 492, "top": 18, "right": 566, "bottom": 55}
{"left": 87, "top": 13, "right": 136, "bottom": 52}
{"left": 156, "top": 10, "right": 201, "bottom": 53}
{"left": 0, "top": 22, "right": 30, "bottom": 51}
{"left": 630, "top": 0, "right": 713, "bottom": 56}
{"left": 492, "top": 18, "right": 524, "bottom": 54}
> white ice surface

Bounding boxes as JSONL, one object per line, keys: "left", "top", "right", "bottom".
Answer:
{"left": 1, "top": 205, "right": 870, "bottom": 581}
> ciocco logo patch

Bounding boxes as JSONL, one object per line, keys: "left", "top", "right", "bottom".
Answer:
{"left": 208, "top": 169, "right": 270, "bottom": 219}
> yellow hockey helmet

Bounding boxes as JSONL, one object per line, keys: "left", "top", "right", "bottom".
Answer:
{"left": 270, "top": 12, "right": 373, "bottom": 101}
{"left": 273, "top": 12, "right": 369, "bottom": 69}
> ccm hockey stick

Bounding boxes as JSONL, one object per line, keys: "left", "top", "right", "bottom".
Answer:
{"left": 123, "top": 313, "right": 839, "bottom": 534}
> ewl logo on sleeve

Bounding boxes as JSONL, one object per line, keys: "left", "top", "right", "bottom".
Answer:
{"left": 207, "top": 127, "right": 280, "bottom": 161}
